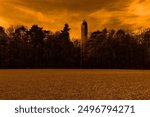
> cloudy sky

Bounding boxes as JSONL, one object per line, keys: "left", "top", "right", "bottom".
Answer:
{"left": 0, "top": 0, "right": 150, "bottom": 38}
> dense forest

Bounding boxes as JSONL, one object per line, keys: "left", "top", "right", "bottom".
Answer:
{"left": 0, "top": 24, "right": 150, "bottom": 69}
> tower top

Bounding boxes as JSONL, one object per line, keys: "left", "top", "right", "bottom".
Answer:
{"left": 82, "top": 20, "right": 87, "bottom": 25}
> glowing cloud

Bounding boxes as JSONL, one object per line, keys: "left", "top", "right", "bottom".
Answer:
{"left": 0, "top": 0, "right": 149, "bottom": 38}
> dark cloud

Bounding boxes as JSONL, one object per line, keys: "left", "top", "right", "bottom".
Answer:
{"left": 138, "top": 0, "right": 146, "bottom": 3}
{"left": 7, "top": 0, "right": 132, "bottom": 13}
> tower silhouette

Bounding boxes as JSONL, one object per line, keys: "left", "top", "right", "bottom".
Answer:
{"left": 81, "top": 20, "right": 88, "bottom": 66}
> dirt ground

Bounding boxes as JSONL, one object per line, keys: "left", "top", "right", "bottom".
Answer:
{"left": 0, "top": 69, "right": 150, "bottom": 100}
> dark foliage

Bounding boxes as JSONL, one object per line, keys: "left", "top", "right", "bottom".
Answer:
{"left": 0, "top": 24, "right": 150, "bottom": 69}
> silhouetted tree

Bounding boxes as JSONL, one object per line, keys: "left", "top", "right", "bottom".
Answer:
{"left": 0, "top": 24, "right": 149, "bottom": 69}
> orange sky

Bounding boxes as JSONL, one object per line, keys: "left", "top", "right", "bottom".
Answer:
{"left": 0, "top": 0, "right": 150, "bottom": 38}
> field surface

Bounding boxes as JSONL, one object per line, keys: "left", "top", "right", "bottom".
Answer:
{"left": 0, "top": 69, "right": 150, "bottom": 100}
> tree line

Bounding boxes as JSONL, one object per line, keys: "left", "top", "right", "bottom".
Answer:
{"left": 0, "top": 24, "right": 150, "bottom": 69}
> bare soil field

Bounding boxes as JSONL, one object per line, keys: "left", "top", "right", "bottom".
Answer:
{"left": 0, "top": 69, "right": 150, "bottom": 100}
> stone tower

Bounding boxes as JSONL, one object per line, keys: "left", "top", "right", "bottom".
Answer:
{"left": 81, "top": 20, "right": 88, "bottom": 65}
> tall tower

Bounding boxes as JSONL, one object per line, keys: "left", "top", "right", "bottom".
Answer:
{"left": 81, "top": 20, "right": 88, "bottom": 65}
